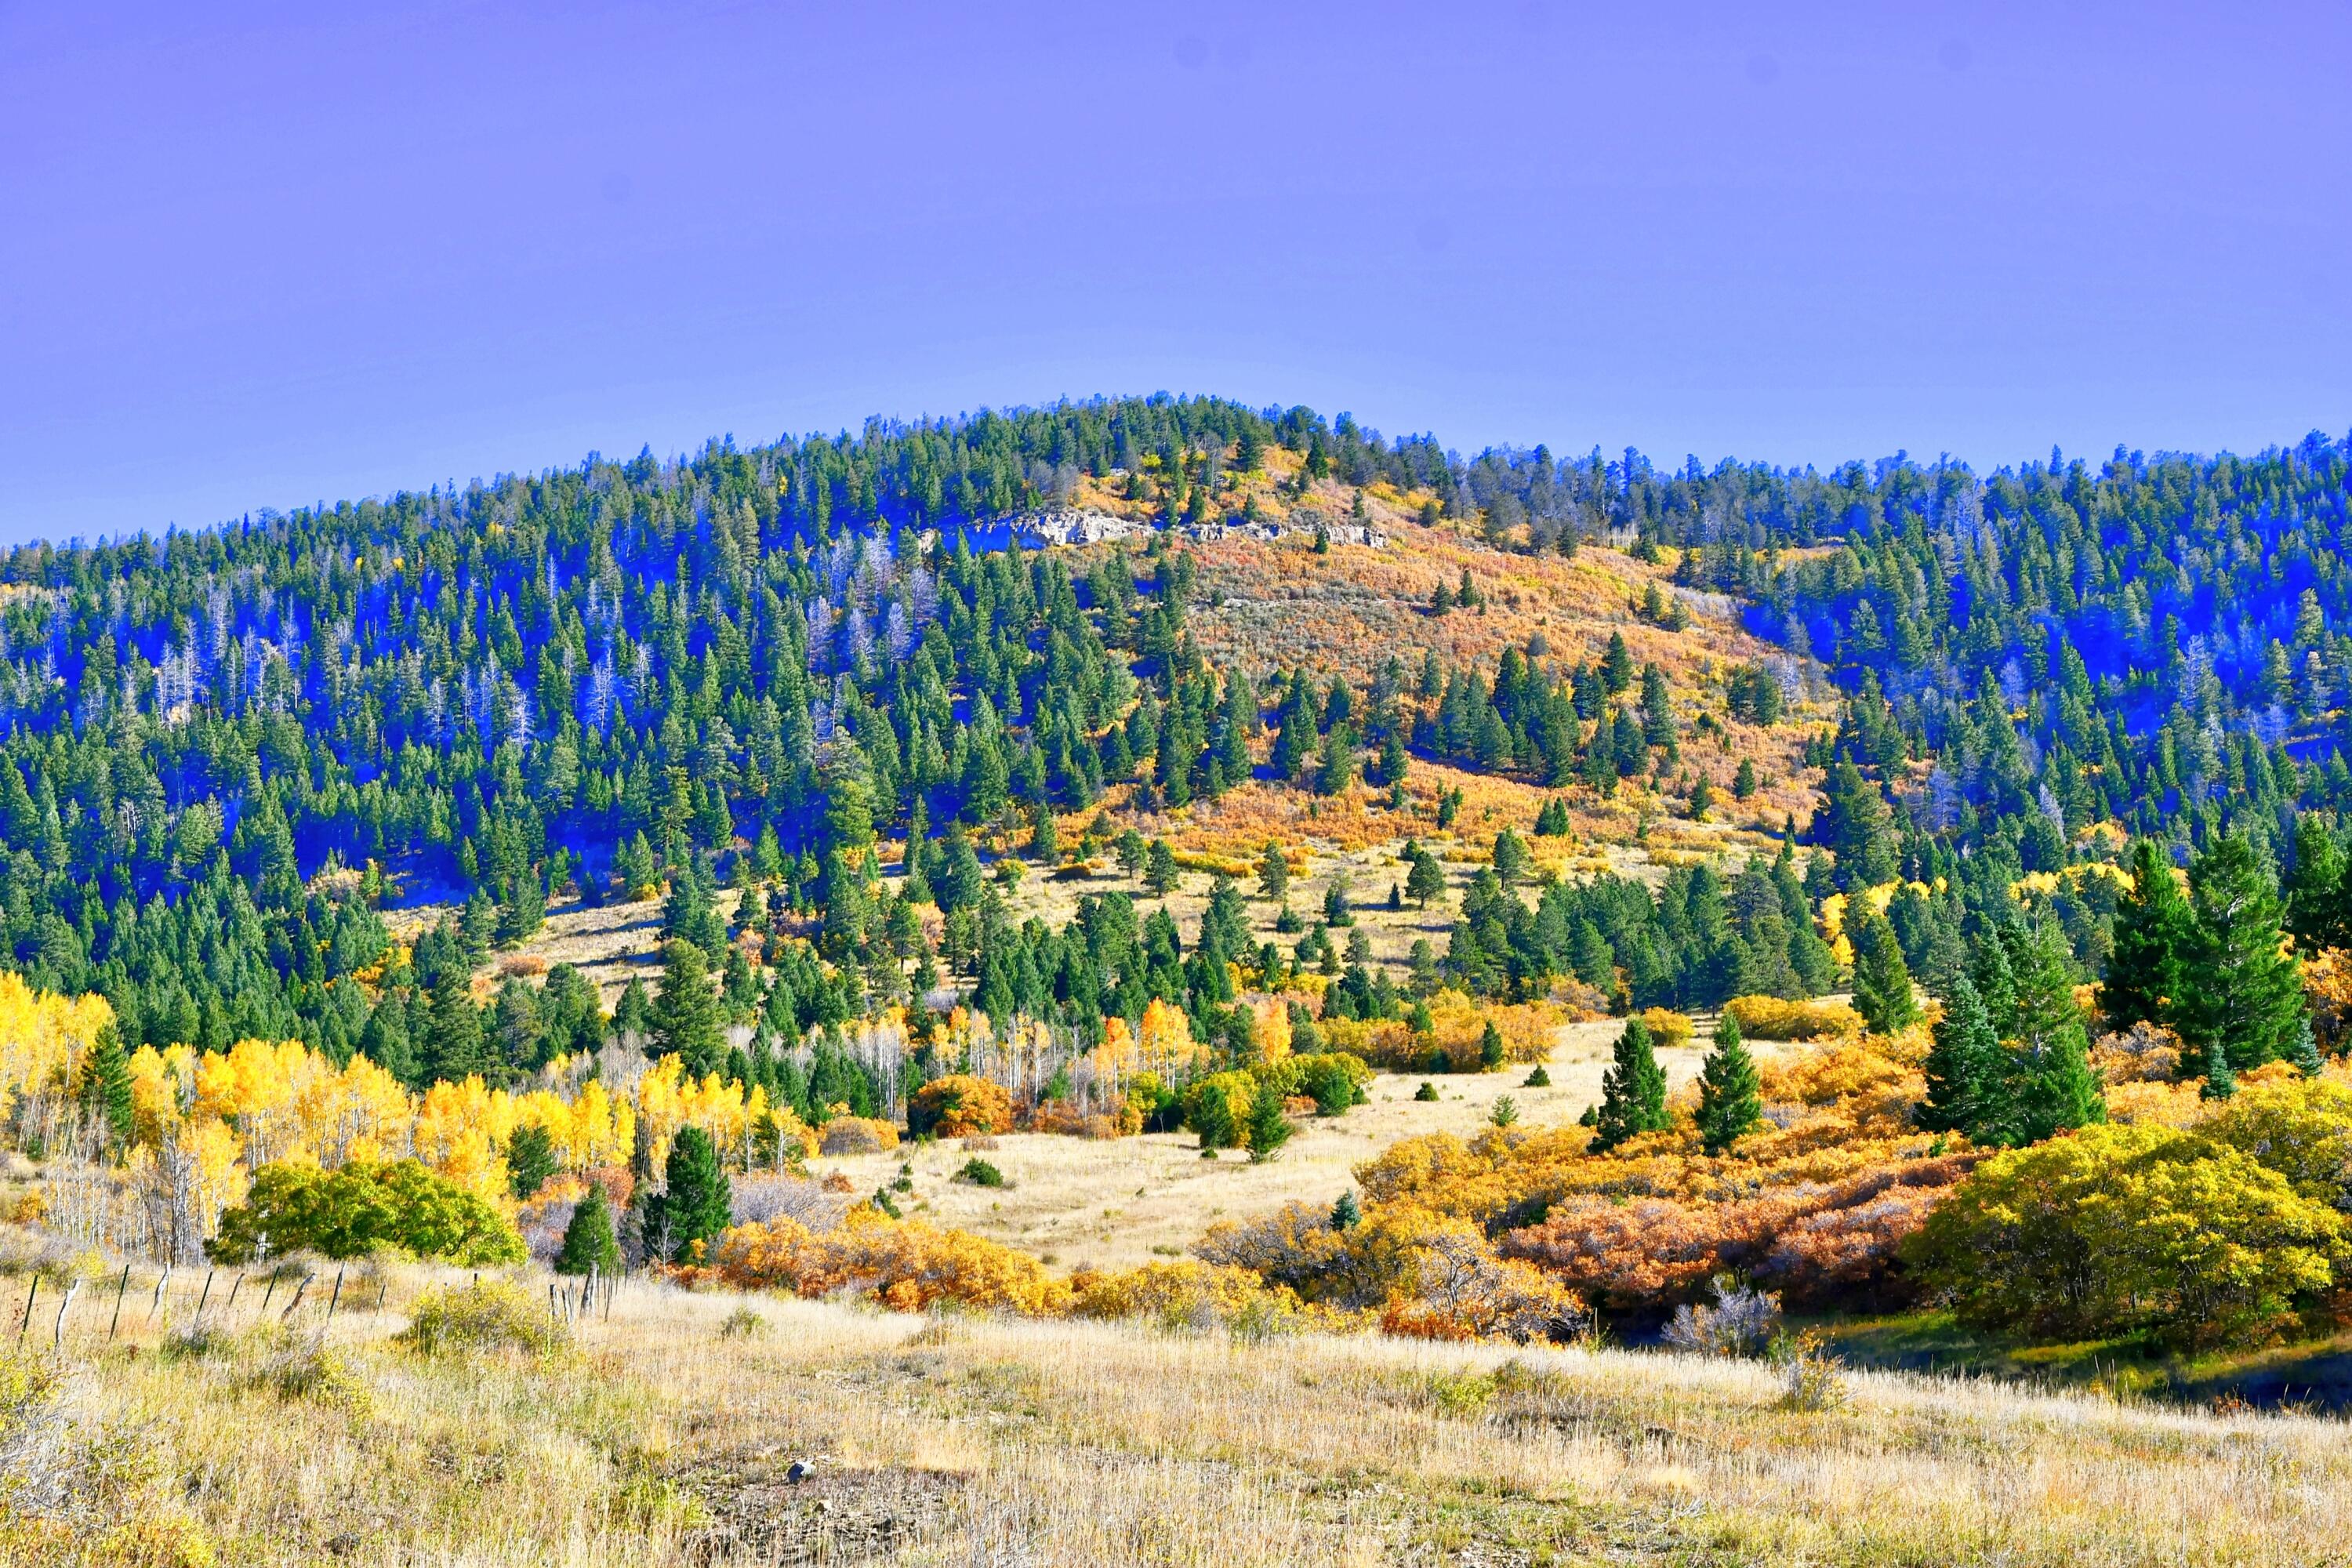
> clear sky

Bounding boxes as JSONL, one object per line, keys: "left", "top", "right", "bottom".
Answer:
{"left": 3, "top": 1, "right": 2347, "bottom": 546}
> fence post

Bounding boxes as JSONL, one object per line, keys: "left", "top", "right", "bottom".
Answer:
{"left": 323, "top": 1269, "right": 344, "bottom": 1331}
{"left": 107, "top": 1264, "right": 129, "bottom": 1342}
{"left": 280, "top": 1274, "right": 312, "bottom": 1323}
{"left": 193, "top": 1270, "right": 214, "bottom": 1326}
{"left": 52, "top": 1279, "right": 78, "bottom": 1356}
{"left": 148, "top": 1266, "right": 171, "bottom": 1327}
{"left": 16, "top": 1276, "right": 35, "bottom": 1340}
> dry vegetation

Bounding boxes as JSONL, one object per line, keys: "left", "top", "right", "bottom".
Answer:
{"left": 14, "top": 1258, "right": 2352, "bottom": 1566}
{"left": 816, "top": 1020, "right": 1729, "bottom": 1271}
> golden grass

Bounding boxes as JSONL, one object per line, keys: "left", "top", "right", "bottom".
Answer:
{"left": 817, "top": 1019, "right": 1724, "bottom": 1272}
{"left": 27, "top": 1259, "right": 2352, "bottom": 1564}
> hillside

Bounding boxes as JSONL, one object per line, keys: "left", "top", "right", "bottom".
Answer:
{"left": 12, "top": 1265, "right": 2347, "bottom": 1566}
{"left": 13, "top": 401, "right": 2352, "bottom": 1565}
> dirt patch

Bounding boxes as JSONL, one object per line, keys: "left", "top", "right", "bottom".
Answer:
{"left": 677, "top": 1450, "right": 967, "bottom": 1566}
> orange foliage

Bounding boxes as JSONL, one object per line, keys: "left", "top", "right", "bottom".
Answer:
{"left": 709, "top": 1208, "right": 1069, "bottom": 1315}
{"left": 908, "top": 1074, "right": 1012, "bottom": 1138}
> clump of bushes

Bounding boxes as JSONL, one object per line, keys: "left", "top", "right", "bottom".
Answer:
{"left": 209, "top": 1160, "right": 524, "bottom": 1266}
{"left": 397, "top": 1280, "right": 572, "bottom": 1359}
{"left": 907, "top": 1075, "right": 1014, "bottom": 1139}
{"left": 954, "top": 1158, "right": 1006, "bottom": 1188}
{"left": 817, "top": 1117, "right": 901, "bottom": 1156}
{"left": 1724, "top": 994, "right": 1864, "bottom": 1042}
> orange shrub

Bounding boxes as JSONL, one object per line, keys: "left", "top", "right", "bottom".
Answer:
{"left": 908, "top": 1075, "right": 1012, "bottom": 1139}
{"left": 711, "top": 1208, "right": 1069, "bottom": 1315}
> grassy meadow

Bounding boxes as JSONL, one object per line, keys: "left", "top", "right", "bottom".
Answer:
{"left": 14, "top": 1261, "right": 2352, "bottom": 1566}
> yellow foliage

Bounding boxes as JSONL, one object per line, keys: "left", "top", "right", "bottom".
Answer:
{"left": 0, "top": 971, "right": 113, "bottom": 1120}
{"left": 1635, "top": 1007, "right": 1693, "bottom": 1048}
{"left": 1725, "top": 994, "right": 1864, "bottom": 1041}
{"left": 712, "top": 1208, "right": 1069, "bottom": 1315}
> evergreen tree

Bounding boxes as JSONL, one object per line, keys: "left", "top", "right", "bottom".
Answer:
{"left": 555, "top": 1185, "right": 622, "bottom": 1276}
{"left": 645, "top": 1126, "right": 733, "bottom": 1264}
{"left": 2003, "top": 921, "right": 2105, "bottom": 1144}
{"left": 1478, "top": 1019, "right": 1505, "bottom": 1070}
{"left": 612, "top": 976, "right": 652, "bottom": 1041}
{"left": 1245, "top": 1081, "right": 1293, "bottom": 1163}
{"left": 1849, "top": 907, "right": 1918, "bottom": 1034}
{"left": 74, "top": 1023, "right": 134, "bottom": 1149}
{"left": 1694, "top": 1013, "right": 1761, "bottom": 1155}
{"left": 505, "top": 1123, "right": 561, "bottom": 1199}
{"left": 2098, "top": 837, "right": 2188, "bottom": 1029}
{"left": 1329, "top": 1189, "right": 1360, "bottom": 1229}
{"left": 2284, "top": 812, "right": 2347, "bottom": 953}
{"left": 1144, "top": 838, "right": 1179, "bottom": 896}
{"left": 1405, "top": 844, "right": 1446, "bottom": 909}
{"left": 648, "top": 940, "right": 725, "bottom": 1076}
{"left": 1916, "top": 971, "right": 2003, "bottom": 1139}
{"left": 1590, "top": 1018, "right": 1669, "bottom": 1152}
{"left": 2176, "top": 833, "right": 2306, "bottom": 1083}
{"left": 423, "top": 965, "right": 488, "bottom": 1084}
{"left": 1256, "top": 840, "right": 1290, "bottom": 902}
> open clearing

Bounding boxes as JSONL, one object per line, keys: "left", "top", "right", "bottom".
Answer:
{"left": 817, "top": 1020, "right": 1745, "bottom": 1271}
{"left": 62, "top": 1267, "right": 2352, "bottom": 1566}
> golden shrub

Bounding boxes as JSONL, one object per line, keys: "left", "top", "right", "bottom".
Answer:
{"left": 817, "top": 1117, "right": 901, "bottom": 1156}
{"left": 1725, "top": 994, "right": 1864, "bottom": 1042}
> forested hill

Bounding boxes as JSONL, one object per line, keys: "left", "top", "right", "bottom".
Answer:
{"left": 1, "top": 393, "right": 2348, "bottom": 1091}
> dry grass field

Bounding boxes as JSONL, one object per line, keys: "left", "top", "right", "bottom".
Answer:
{"left": 817, "top": 1020, "right": 1737, "bottom": 1272}
{"left": 25, "top": 1262, "right": 2352, "bottom": 1566}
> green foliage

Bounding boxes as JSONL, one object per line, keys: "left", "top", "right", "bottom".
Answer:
{"left": 954, "top": 1157, "right": 1005, "bottom": 1188}
{"left": 554, "top": 1185, "right": 622, "bottom": 1276}
{"left": 1694, "top": 1014, "right": 1761, "bottom": 1155}
{"left": 1185, "top": 1071, "right": 1257, "bottom": 1151}
{"left": 1908, "top": 1123, "right": 2340, "bottom": 1348}
{"left": 505, "top": 1124, "right": 561, "bottom": 1200}
{"left": 1848, "top": 907, "right": 1918, "bottom": 1035}
{"left": 398, "top": 1280, "right": 571, "bottom": 1358}
{"left": 1414, "top": 1081, "right": 1439, "bottom": 1103}
{"left": 2175, "top": 833, "right": 2307, "bottom": 1083}
{"left": 643, "top": 1126, "right": 733, "bottom": 1265}
{"left": 648, "top": 940, "right": 724, "bottom": 1078}
{"left": 2100, "top": 838, "right": 2190, "bottom": 1031}
{"left": 1245, "top": 1080, "right": 1294, "bottom": 1163}
{"left": 74, "top": 1023, "right": 133, "bottom": 1148}
{"left": 1591, "top": 1018, "right": 1668, "bottom": 1152}
{"left": 208, "top": 1160, "right": 526, "bottom": 1266}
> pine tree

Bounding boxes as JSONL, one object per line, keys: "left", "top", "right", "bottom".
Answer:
{"left": 1245, "top": 1081, "right": 1293, "bottom": 1163}
{"left": 1694, "top": 1013, "right": 1762, "bottom": 1155}
{"left": 2283, "top": 812, "right": 2347, "bottom": 953}
{"left": 648, "top": 940, "right": 724, "bottom": 1076}
{"left": 1405, "top": 844, "right": 1446, "bottom": 909}
{"left": 2099, "top": 837, "right": 2187, "bottom": 1029}
{"left": 1590, "top": 1018, "right": 1669, "bottom": 1152}
{"left": 2005, "top": 921, "right": 2106, "bottom": 1144}
{"left": 646, "top": 1126, "right": 733, "bottom": 1264}
{"left": 423, "top": 965, "right": 488, "bottom": 1084}
{"left": 1256, "top": 840, "right": 1290, "bottom": 902}
{"left": 505, "top": 1123, "right": 561, "bottom": 1200}
{"left": 1916, "top": 972, "right": 2003, "bottom": 1139}
{"left": 1849, "top": 907, "right": 1918, "bottom": 1034}
{"left": 555, "top": 1185, "right": 622, "bottom": 1276}
{"left": 1144, "top": 839, "right": 1179, "bottom": 896}
{"left": 1330, "top": 1189, "right": 1360, "bottom": 1229}
{"left": 2176, "top": 833, "right": 2306, "bottom": 1083}
{"left": 1478, "top": 1019, "right": 1505, "bottom": 1070}
{"left": 74, "top": 1023, "right": 134, "bottom": 1149}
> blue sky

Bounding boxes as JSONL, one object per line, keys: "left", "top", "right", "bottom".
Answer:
{"left": 2, "top": 1, "right": 2347, "bottom": 544}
